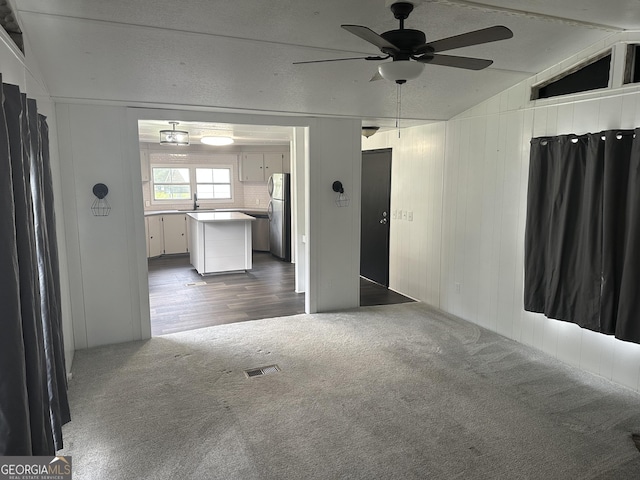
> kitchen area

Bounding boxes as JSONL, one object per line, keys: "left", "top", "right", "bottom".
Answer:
{"left": 138, "top": 120, "right": 299, "bottom": 335}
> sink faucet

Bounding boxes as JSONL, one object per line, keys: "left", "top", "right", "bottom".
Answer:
{"left": 193, "top": 193, "right": 199, "bottom": 210}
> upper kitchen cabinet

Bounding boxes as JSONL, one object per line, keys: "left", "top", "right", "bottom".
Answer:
{"left": 240, "top": 153, "right": 265, "bottom": 181}
{"left": 140, "top": 147, "right": 150, "bottom": 182}
{"left": 280, "top": 152, "right": 291, "bottom": 174}
{"left": 239, "top": 152, "right": 287, "bottom": 181}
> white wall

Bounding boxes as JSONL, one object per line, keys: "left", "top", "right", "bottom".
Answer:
{"left": 306, "top": 118, "right": 362, "bottom": 312}
{"left": 56, "top": 104, "right": 144, "bottom": 348}
{"left": 1, "top": 29, "right": 75, "bottom": 373}
{"left": 55, "top": 104, "right": 361, "bottom": 348}
{"left": 364, "top": 34, "right": 640, "bottom": 392}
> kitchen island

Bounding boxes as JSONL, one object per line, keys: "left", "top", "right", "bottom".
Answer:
{"left": 187, "top": 212, "right": 255, "bottom": 275}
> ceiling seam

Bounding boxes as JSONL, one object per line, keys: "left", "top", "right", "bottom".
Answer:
{"left": 422, "top": 0, "right": 625, "bottom": 32}
{"left": 16, "top": 9, "right": 378, "bottom": 57}
{"left": 48, "top": 95, "right": 449, "bottom": 123}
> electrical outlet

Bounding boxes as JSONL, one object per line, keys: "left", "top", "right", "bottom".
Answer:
{"left": 455, "top": 282, "right": 461, "bottom": 294}
{"left": 408, "top": 211, "right": 413, "bottom": 221}
{"left": 402, "top": 211, "right": 407, "bottom": 220}
{"left": 255, "top": 198, "right": 260, "bottom": 205}
{"left": 145, "top": 200, "right": 150, "bottom": 207}
{"left": 393, "top": 210, "right": 397, "bottom": 219}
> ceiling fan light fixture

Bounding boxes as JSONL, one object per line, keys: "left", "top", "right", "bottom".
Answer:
{"left": 378, "top": 60, "right": 424, "bottom": 83}
{"left": 362, "top": 126, "right": 380, "bottom": 138}
{"left": 201, "top": 136, "right": 234, "bottom": 146}
{"left": 160, "top": 121, "right": 189, "bottom": 145}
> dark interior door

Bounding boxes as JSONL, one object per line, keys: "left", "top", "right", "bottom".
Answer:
{"left": 361, "top": 148, "right": 392, "bottom": 286}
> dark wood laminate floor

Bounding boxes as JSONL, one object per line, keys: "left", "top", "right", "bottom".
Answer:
{"left": 148, "top": 252, "right": 413, "bottom": 336}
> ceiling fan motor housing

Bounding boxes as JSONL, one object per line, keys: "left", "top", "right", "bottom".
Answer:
{"left": 381, "top": 29, "right": 426, "bottom": 57}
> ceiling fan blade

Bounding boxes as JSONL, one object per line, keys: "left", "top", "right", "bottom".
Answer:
{"left": 341, "top": 24, "right": 400, "bottom": 52}
{"left": 416, "top": 53, "right": 493, "bottom": 70}
{"left": 293, "top": 55, "right": 387, "bottom": 65}
{"left": 369, "top": 71, "right": 383, "bottom": 82}
{"left": 415, "top": 25, "right": 513, "bottom": 54}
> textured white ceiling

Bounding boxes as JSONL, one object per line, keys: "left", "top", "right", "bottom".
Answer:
{"left": 138, "top": 120, "right": 293, "bottom": 146}
{"left": 11, "top": 0, "right": 635, "bottom": 133}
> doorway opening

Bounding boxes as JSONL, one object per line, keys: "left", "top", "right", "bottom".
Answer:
{"left": 360, "top": 147, "right": 414, "bottom": 307}
{"left": 137, "top": 120, "right": 303, "bottom": 336}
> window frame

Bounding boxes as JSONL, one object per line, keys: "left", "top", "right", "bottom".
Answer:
{"left": 530, "top": 49, "right": 612, "bottom": 101}
{"left": 623, "top": 43, "right": 640, "bottom": 85}
{"left": 150, "top": 165, "right": 192, "bottom": 202}
{"left": 194, "top": 165, "right": 234, "bottom": 202}
{"left": 149, "top": 163, "right": 234, "bottom": 205}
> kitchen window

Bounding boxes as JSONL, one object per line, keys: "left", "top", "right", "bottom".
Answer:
{"left": 150, "top": 164, "right": 233, "bottom": 203}
{"left": 152, "top": 167, "right": 191, "bottom": 200}
{"left": 196, "top": 167, "right": 232, "bottom": 199}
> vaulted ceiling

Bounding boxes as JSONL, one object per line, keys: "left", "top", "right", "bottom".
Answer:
{"left": 12, "top": 0, "right": 640, "bottom": 130}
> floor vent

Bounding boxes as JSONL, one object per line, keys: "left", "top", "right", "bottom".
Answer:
{"left": 185, "top": 281, "right": 207, "bottom": 287}
{"left": 244, "top": 365, "right": 280, "bottom": 378}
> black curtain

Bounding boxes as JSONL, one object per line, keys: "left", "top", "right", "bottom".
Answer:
{"left": 0, "top": 79, "right": 70, "bottom": 454}
{"left": 525, "top": 129, "right": 640, "bottom": 344}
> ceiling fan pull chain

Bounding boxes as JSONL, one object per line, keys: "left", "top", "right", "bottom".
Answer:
{"left": 396, "top": 83, "right": 402, "bottom": 138}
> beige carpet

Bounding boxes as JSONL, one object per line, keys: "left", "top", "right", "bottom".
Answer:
{"left": 61, "top": 303, "right": 640, "bottom": 479}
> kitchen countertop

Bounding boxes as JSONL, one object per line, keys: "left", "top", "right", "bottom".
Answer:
{"left": 145, "top": 208, "right": 268, "bottom": 217}
{"left": 186, "top": 211, "right": 256, "bottom": 222}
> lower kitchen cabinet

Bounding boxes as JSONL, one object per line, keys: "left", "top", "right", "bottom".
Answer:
{"left": 146, "top": 215, "right": 164, "bottom": 258}
{"left": 145, "top": 213, "right": 189, "bottom": 257}
{"left": 163, "top": 214, "right": 189, "bottom": 254}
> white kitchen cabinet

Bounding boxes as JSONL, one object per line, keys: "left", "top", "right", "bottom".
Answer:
{"left": 264, "top": 153, "right": 283, "bottom": 179}
{"left": 140, "top": 148, "right": 150, "bottom": 182}
{"left": 239, "top": 152, "right": 287, "bottom": 181}
{"left": 163, "top": 214, "right": 189, "bottom": 254}
{"left": 146, "top": 215, "right": 164, "bottom": 258}
{"left": 280, "top": 152, "right": 291, "bottom": 174}
{"left": 240, "top": 153, "right": 265, "bottom": 181}
{"left": 146, "top": 213, "right": 189, "bottom": 257}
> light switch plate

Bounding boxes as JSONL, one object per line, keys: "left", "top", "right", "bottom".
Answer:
{"left": 408, "top": 211, "right": 413, "bottom": 221}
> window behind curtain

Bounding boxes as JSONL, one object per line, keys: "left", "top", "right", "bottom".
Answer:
{"left": 524, "top": 130, "right": 640, "bottom": 344}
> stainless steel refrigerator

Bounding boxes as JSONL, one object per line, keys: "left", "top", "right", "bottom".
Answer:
{"left": 267, "top": 173, "right": 291, "bottom": 261}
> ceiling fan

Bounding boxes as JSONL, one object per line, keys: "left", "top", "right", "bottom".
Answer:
{"left": 294, "top": 1, "right": 513, "bottom": 84}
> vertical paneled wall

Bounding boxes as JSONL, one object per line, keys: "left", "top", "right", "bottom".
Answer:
{"left": 366, "top": 34, "right": 640, "bottom": 392}
{"left": 444, "top": 58, "right": 640, "bottom": 392}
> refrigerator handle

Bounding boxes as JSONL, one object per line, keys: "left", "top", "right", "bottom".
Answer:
{"left": 267, "top": 200, "right": 273, "bottom": 220}
{"left": 267, "top": 175, "right": 274, "bottom": 197}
